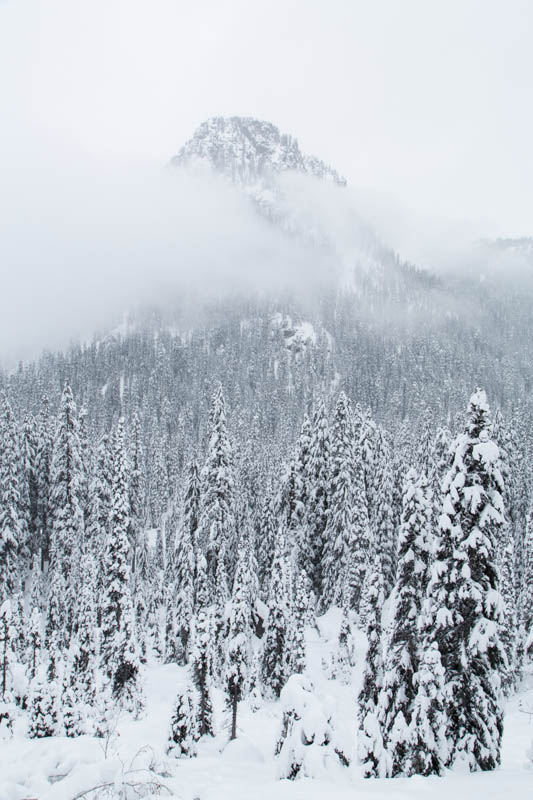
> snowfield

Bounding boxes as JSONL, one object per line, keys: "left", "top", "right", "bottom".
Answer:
{"left": 2, "top": 617, "right": 532, "bottom": 800}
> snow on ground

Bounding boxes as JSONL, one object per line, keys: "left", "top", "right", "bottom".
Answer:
{"left": 2, "top": 621, "right": 533, "bottom": 800}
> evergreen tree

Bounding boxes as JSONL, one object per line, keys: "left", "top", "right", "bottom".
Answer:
{"left": 0, "top": 600, "right": 13, "bottom": 701}
{"left": 183, "top": 458, "right": 200, "bottom": 555}
{"left": 35, "top": 396, "right": 53, "bottom": 568}
{"left": 276, "top": 674, "right": 349, "bottom": 780}
{"left": 322, "top": 393, "right": 370, "bottom": 609}
{"left": 45, "top": 567, "right": 67, "bottom": 649}
{"left": 173, "top": 498, "right": 196, "bottom": 664}
{"left": 357, "top": 556, "right": 388, "bottom": 778}
{"left": 128, "top": 411, "right": 146, "bottom": 575}
{"left": 256, "top": 491, "right": 276, "bottom": 597}
{"left": 27, "top": 669, "right": 60, "bottom": 738}
{"left": 372, "top": 428, "right": 396, "bottom": 594}
{"left": 261, "top": 529, "right": 291, "bottom": 698}
{"left": 20, "top": 413, "right": 38, "bottom": 561}
{"left": 426, "top": 389, "right": 505, "bottom": 772}
{"left": 409, "top": 641, "right": 448, "bottom": 776}
{"left": 287, "top": 569, "right": 308, "bottom": 676}
{"left": 306, "top": 398, "right": 330, "bottom": 594}
{"left": 48, "top": 384, "right": 84, "bottom": 625}
{"left": 190, "top": 554, "right": 214, "bottom": 737}
{"left": 101, "top": 419, "right": 142, "bottom": 712}
{"left": 168, "top": 684, "right": 198, "bottom": 757}
{"left": 225, "top": 526, "right": 255, "bottom": 739}
{"left": 0, "top": 394, "right": 23, "bottom": 599}
{"left": 378, "top": 468, "right": 434, "bottom": 776}
{"left": 198, "top": 384, "right": 235, "bottom": 592}
{"left": 73, "top": 555, "right": 98, "bottom": 702}
{"left": 500, "top": 525, "right": 519, "bottom": 694}
{"left": 62, "top": 655, "right": 85, "bottom": 737}
{"left": 27, "top": 606, "right": 41, "bottom": 682}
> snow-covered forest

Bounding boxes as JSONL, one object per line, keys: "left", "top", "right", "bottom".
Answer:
{"left": 2, "top": 3, "right": 533, "bottom": 794}
{"left": 1, "top": 329, "right": 533, "bottom": 796}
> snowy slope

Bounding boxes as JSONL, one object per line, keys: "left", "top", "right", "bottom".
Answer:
{"left": 2, "top": 617, "right": 532, "bottom": 800}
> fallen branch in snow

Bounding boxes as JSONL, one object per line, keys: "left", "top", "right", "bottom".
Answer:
{"left": 518, "top": 701, "right": 533, "bottom": 723}
{"left": 70, "top": 746, "right": 173, "bottom": 799}
{"left": 70, "top": 777, "right": 172, "bottom": 799}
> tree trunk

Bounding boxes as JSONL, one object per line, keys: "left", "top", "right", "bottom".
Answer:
{"left": 230, "top": 692, "right": 238, "bottom": 740}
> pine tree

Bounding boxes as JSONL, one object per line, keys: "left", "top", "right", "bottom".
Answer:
{"left": 357, "top": 556, "right": 388, "bottom": 778}
{"left": 27, "top": 606, "right": 41, "bottom": 682}
{"left": 20, "top": 413, "right": 39, "bottom": 561}
{"left": 101, "top": 419, "right": 142, "bottom": 712}
{"left": 372, "top": 428, "right": 396, "bottom": 594}
{"left": 27, "top": 670, "right": 60, "bottom": 738}
{"left": 73, "top": 555, "right": 98, "bottom": 702}
{"left": 256, "top": 491, "right": 276, "bottom": 597}
{"left": 0, "top": 394, "right": 23, "bottom": 599}
{"left": 48, "top": 384, "right": 84, "bottom": 627}
{"left": 62, "top": 654, "right": 85, "bottom": 737}
{"left": 378, "top": 468, "right": 433, "bottom": 776}
{"left": 173, "top": 505, "right": 196, "bottom": 664}
{"left": 500, "top": 525, "right": 519, "bottom": 694}
{"left": 225, "top": 528, "right": 254, "bottom": 739}
{"left": 523, "top": 501, "right": 533, "bottom": 638}
{"left": 35, "top": 396, "right": 54, "bottom": 568}
{"left": 199, "top": 384, "right": 235, "bottom": 591}
{"left": 276, "top": 457, "right": 305, "bottom": 571}
{"left": 29, "top": 553, "right": 44, "bottom": 613}
{"left": 0, "top": 600, "right": 13, "bottom": 701}
{"left": 183, "top": 458, "right": 200, "bottom": 555}
{"left": 276, "top": 674, "right": 349, "bottom": 780}
{"left": 330, "top": 588, "right": 353, "bottom": 684}
{"left": 261, "top": 529, "right": 291, "bottom": 698}
{"left": 322, "top": 393, "right": 370, "bottom": 609}
{"left": 409, "top": 641, "right": 448, "bottom": 776}
{"left": 86, "top": 434, "right": 112, "bottom": 559}
{"left": 128, "top": 411, "right": 146, "bottom": 575}
{"left": 168, "top": 685, "right": 198, "bottom": 757}
{"left": 287, "top": 569, "right": 308, "bottom": 676}
{"left": 426, "top": 389, "right": 505, "bottom": 772}
{"left": 45, "top": 566, "right": 67, "bottom": 649}
{"left": 306, "top": 398, "right": 330, "bottom": 594}
{"left": 190, "top": 553, "right": 214, "bottom": 737}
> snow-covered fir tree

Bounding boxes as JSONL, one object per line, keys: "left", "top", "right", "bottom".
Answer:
{"left": 409, "top": 640, "right": 448, "bottom": 775}
{"left": 357, "top": 556, "right": 388, "bottom": 778}
{"left": 190, "top": 553, "right": 214, "bottom": 737}
{"left": 168, "top": 684, "right": 198, "bottom": 758}
{"left": 261, "top": 528, "right": 291, "bottom": 698}
{"left": 275, "top": 674, "right": 349, "bottom": 779}
{"left": 198, "top": 384, "right": 235, "bottom": 592}
{"left": 378, "top": 468, "right": 434, "bottom": 776}
{"left": 0, "top": 395, "right": 24, "bottom": 599}
{"left": 101, "top": 419, "right": 142, "bottom": 712}
{"left": 225, "top": 527, "right": 255, "bottom": 739}
{"left": 426, "top": 389, "right": 506, "bottom": 771}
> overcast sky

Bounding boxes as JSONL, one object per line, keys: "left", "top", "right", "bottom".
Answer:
{"left": 1, "top": 0, "right": 532, "bottom": 362}
{"left": 2, "top": 0, "right": 533, "bottom": 232}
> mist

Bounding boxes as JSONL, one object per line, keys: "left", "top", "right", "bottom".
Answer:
{"left": 0, "top": 151, "right": 342, "bottom": 366}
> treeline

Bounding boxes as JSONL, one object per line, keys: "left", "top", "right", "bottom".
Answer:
{"left": 0, "top": 379, "right": 531, "bottom": 777}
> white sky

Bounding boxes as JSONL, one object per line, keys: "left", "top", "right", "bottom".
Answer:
{"left": 1, "top": 0, "right": 532, "bottom": 235}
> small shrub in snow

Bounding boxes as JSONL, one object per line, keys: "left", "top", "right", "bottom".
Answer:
{"left": 27, "top": 671, "right": 60, "bottom": 738}
{"left": 62, "top": 674, "right": 85, "bottom": 737}
{"left": 275, "top": 674, "right": 349, "bottom": 780}
{"left": 168, "top": 685, "right": 198, "bottom": 758}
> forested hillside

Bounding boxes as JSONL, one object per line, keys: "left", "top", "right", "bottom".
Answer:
{"left": 1, "top": 118, "right": 533, "bottom": 797}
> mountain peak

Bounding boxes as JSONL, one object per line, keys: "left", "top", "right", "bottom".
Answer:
{"left": 170, "top": 116, "right": 346, "bottom": 188}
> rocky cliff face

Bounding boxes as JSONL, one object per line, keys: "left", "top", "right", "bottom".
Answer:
{"left": 170, "top": 116, "right": 346, "bottom": 188}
